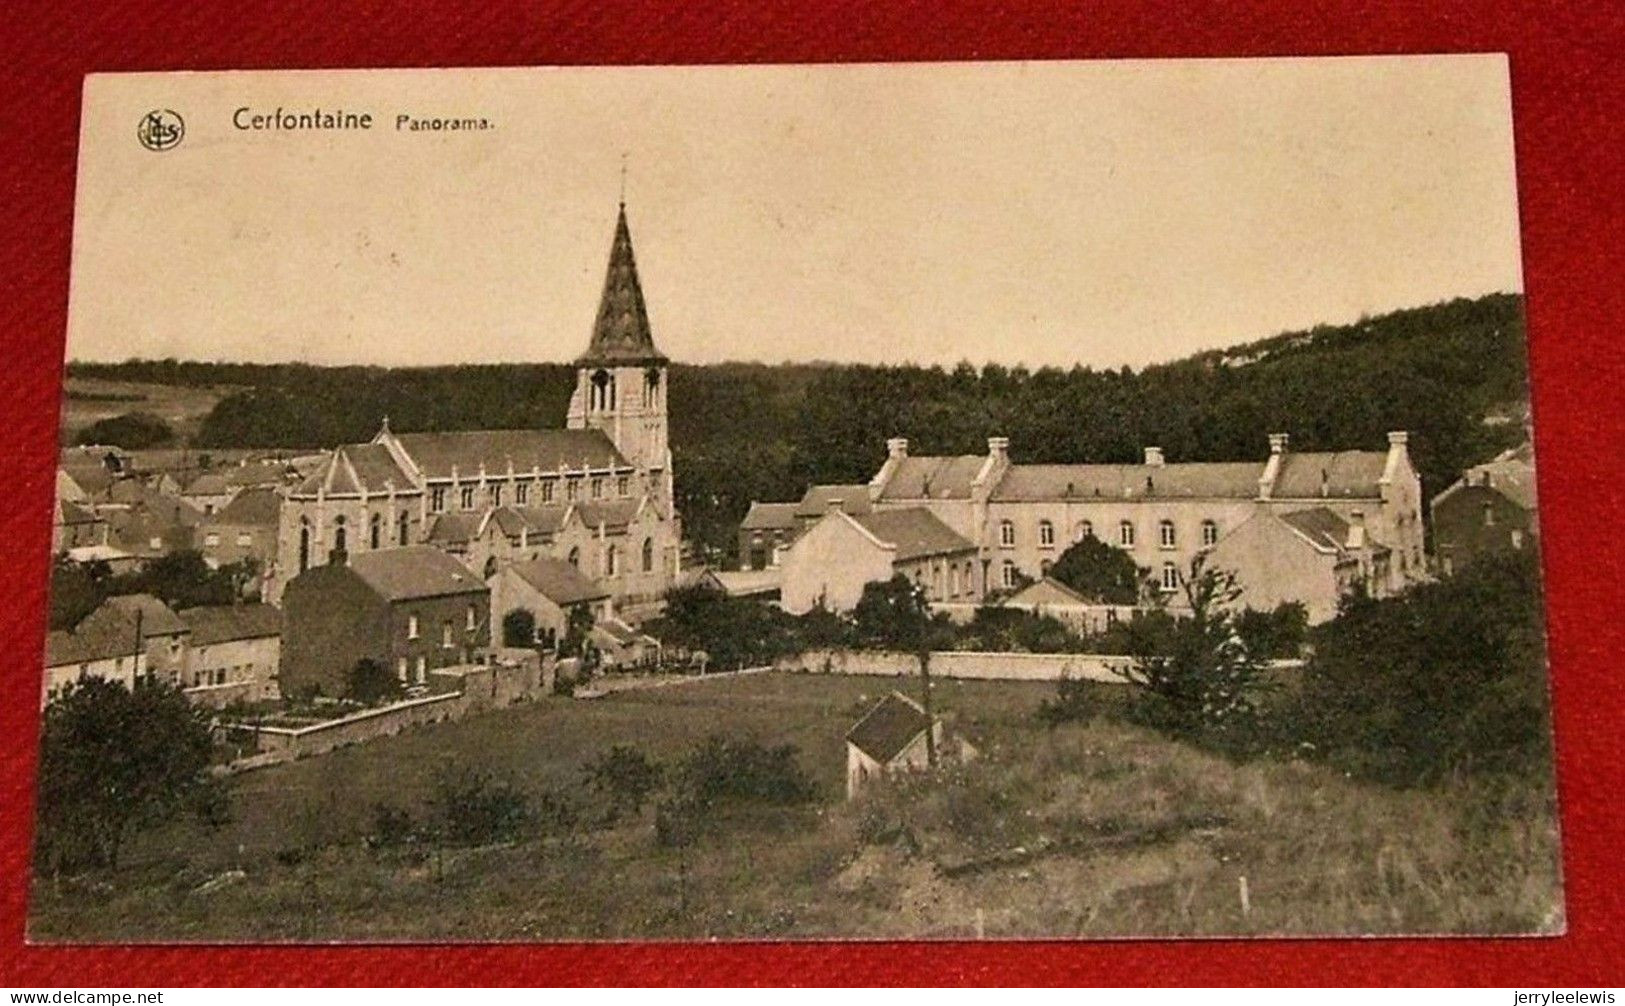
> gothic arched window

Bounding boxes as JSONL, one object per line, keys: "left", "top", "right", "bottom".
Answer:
{"left": 567, "top": 546, "right": 580, "bottom": 569}
{"left": 298, "top": 517, "right": 311, "bottom": 573}
{"left": 369, "top": 512, "right": 382, "bottom": 549}
{"left": 605, "top": 544, "right": 619, "bottom": 578}
{"left": 641, "top": 536, "right": 654, "bottom": 573}
{"left": 591, "top": 369, "right": 611, "bottom": 411}
{"left": 398, "top": 511, "right": 410, "bottom": 546}
{"left": 332, "top": 515, "right": 347, "bottom": 554}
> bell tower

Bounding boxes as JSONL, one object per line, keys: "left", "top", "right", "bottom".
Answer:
{"left": 566, "top": 201, "right": 671, "bottom": 500}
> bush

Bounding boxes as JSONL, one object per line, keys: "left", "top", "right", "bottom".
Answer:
{"left": 345, "top": 658, "right": 402, "bottom": 705}
{"left": 370, "top": 802, "right": 416, "bottom": 848}
{"left": 429, "top": 766, "right": 532, "bottom": 845}
{"left": 582, "top": 745, "right": 664, "bottom": 823}
{"left": 1037, "top": 674, "right": 1101, "bottom": 726}
{"left": 1290, "top": 550, "right": 1550, "bottom": 786}
{"left": 74, "top": 411, "right": 175, "bottom": 449}
{"left": 502, "top": 608, "right": 537, "bottom": 648}
{"left": 672, "top": 736, "right": 817, "bottom": 809}
{"left": 1048, "top": 535, "right": 1145, "bottom": 605}
{"left": 1235, "top": 602, "right": 1309, "bottom": 660}
{"left": 958, "top": 606, "right": 1081, "bottom": 653}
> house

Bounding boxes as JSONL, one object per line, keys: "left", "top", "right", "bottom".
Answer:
{"left": 1430, "top": 443, "right": 1538, "bottom": 574}
{"left": 779, "top": 504, "right": 981, "bottom": 614}
{"left": 197, "top": 486, "right": 282, "bottom": 572}
{"left": 844, "top": 690, "right": 975, "bottom": 799}
{"left": 738, "top": 484, "right": 874, "bottom": 570}
{"left": 180, "top": 471, "right": 236, "bottom": 516}
{"left": 265, "top": 201, "right": 682, "bottom": 623}
{"left": 101, "top": 489, "right": 202, "bottom": 560}
{"left": 590, "top": 616, "right": 663, "bottom": 671}
{"left": 63, "top": 543, "right": 143, "bottom": 576}
{"left": 488, "top": 555, "right": 612, "bottom": 651}
{"left": 178, "top": 603, "right": 283, "bottom": 704}
{"left": 694, "top": 567, "right": 783, "bottom": 602}
{"left": 991, "top": 576, "right": 1137, "bottom": 634}
{"left": 52, "top": 496, "right": 107, "bottom": 553}
{"left": 1203, "top": 506, "right": 1391, "bottom": 624}
{"left": 280, "top": 545, "right": 491, "bottom": 698}
{"left": 854, "top": 432, "right": 1426, "bottom": 599}
{"left": 41, "top": 616, "right": 148, "bottom": 708}
{"left": 94, "top": 593, "right": 192, "bottom": 684}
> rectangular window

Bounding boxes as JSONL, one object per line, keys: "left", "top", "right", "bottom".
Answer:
{"left": 540, "top": 480, "right": 555, "bottom": 503}
{"left": 204, "top": 532, "right": 220, "bottom": 547}
{"left": 515, "top": 482, "right": 529, "bottom": 505}
{"left": 396, "top": 657, "right": 408, "bottom": 682}
{"left": 430, "top": 487, "right": 446, "bottom": 513}
{"left": 591, "top": 478, "right": 604, "bottom": 499}
{"left": 415, "top": 656, "right": 426, "bottom": 684}
{"left": 236, "top": 531, "right": 253, "bottom": 547}
{"left": 617, "top": 475, "right": 629, "bottom": 497}
{"left": 1161, "top": 562, "right": 1179, "bottom": 592}
{"left": 999, "top": 521, "right": 1016, "bottom": 548}
{"left": 1119, "top": 521, "right": 1135, "bottom": 547}
{"left": 1159, "top": 521, "right": 1176, "bottom": 548}
{"left": 566, "top": 480, "right": 580, "bottom": 502}
{"left": 407, "top": 614, "right": 420, "bottom": 639}
{"left": 442, "top": 621, "right": 453, "bottom": 648}
{"left": 460, "top": 485, "right": 476, "bottom": 510}
{"left": 1201, "top": 521, "right": 1219, "bottom": 547}
{"left": 1039, "top": 521, "right": 1055, "bottom": 547}
{"left": 466, "top": 605, "right": 477, "bottom": 632}
{"left": 1001, "top": 561, "right": 1017, "bottom": 588}
{"left": 489, "top": 484, "right": 503, "bottom": 507}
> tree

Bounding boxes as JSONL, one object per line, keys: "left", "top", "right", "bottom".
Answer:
{"left": 48, "top": 557, "right": 104, "bottom": 630}
{"left": 74, "top": 411, "right": 175, "bottom": 449}
{"left": 1293, "top": 550, "right": 1549, "bottom": 785}
{"left": 107, "top": 550, "right": 241, "bottom": 612}
{"left": 853, "top": 575, "right": 954, "bottom": 765}
{"left": 36, "top": 677, "right": 226, "bottom": 871}
{"left": 502, "top": 607, "right": 537, "bottom": 648}
{"left": 561, "top": 603, "right": 596, "bottom": 663}
{"left": 1048, "top": 535, "right": 1145, "bottom": 605}
{"left": 582, "top": 744, "right": 664, "bottom": 823}
{"left": 345, "top": 657, "right": 402, "bottom": 705}
{"left": 1120, "top": 553, "right": 1272, "bottom": 743}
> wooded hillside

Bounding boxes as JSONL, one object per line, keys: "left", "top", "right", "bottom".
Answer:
{"left": 67, "top": 293, "right": 1530, "bottom": 557}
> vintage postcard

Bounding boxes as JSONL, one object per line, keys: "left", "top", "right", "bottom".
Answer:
{"left": 33, "top": 58, "right": 1557, "bottom": 942}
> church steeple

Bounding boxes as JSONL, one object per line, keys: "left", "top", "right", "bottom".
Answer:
{"left": 579, "top": 203, "right": 666, "bottom": 366}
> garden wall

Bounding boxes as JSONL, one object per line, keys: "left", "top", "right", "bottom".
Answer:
{"left": 776, "top": 648, "right": 1137, "bottom": 682}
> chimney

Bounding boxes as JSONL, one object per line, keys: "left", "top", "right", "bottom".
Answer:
{"left": 1258, "top": 432, "right": 1288, "bottom": 499}
{"left": 1346, "top": 509, "right": 1366, "bottom": 550}
{"left": 1268, "top": 432, "right": 1289, "bottom": 455}
{"left": 987, "top": 436, "right": 1010, "bottom": 462}
{"left": 1387, "top": 430, "right": 1409, "bottom": 448}
{"left": 1143, "top": 446, "right": 1165, "bottom": 467}
{"left": 886, "top": 437, "right": 909, "bottom": 460}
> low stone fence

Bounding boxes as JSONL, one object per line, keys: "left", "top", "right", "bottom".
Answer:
{"left": 216, "top": 650, "right": 549, "bottom": 767}
{"left": 776, "top": 648, "right": 1138, "bottom": 683}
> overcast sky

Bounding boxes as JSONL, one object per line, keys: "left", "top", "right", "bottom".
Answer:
{"left": 68, "top": 58, "right": 1522, "bottom": 371}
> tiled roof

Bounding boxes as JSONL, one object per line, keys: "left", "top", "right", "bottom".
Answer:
{"left": 512, "top": 505, "right": 571, "bottom": 535}
{"left": 740, "top": 502, "right": 800, "bottom": 531}
{"left": 293, "top": 443, "right": 415, "bottom": 497}
{"left": 508, "top": 556, "right": 609, "bottom": 605}
{"left": 707, "top": 568, "right": 783, "bottom": 597}
{"left": 44, "top": 621, "right": 142, "bottom": 668}
{"left": 99, "top": 593, "right": 188, "bottom": 637}
{"left": 1006, "top": 577, "right": 1095, "bottom": 607}
{"left": 846, "top": 691, "right": 933, "bottom": 763}
{"left": 58, "top": 499, "right": 100, "bottom": 526}
{"left": 1271, "top": 451, "right": 1388, "bottom": 500}
{"left": 878, "top": 456, "right": 987, "bottom": 501}
{"left": 795, "top": 484, "right": 873, "bottom": 519}
{"left": 426, "top": 512, "right": 482, "bottom": 545}
{"left": 574, "top": 499, "right": 640, "bottom": 530}
{"left": 1459, "top": 448, "right": 1537, "bottom": 511}
{"left": 212, "top": 486, "right": 282, "bottom": 526}
{"left": 1278, "top": 508, "right": 1351, "bottom": 553}
{"left": 992, "top": 462, "right": 1263, "bottom": 502}
{"left": 179, "top": 603, "right": 282, "bottom": 645}
{"left": 392, "top": 429, "right": 628, "bottom": 479}
{"left": 579, "top": 205, "right": 666, "bottom": 365}
{"left": 347, "top": 546, "right": 486, "bottom": 602}
{"left": 852, "top": 507, "right": 977, "bottom": 561}
{"left": 181, "top": 472, "right": 231, "bottom": 496}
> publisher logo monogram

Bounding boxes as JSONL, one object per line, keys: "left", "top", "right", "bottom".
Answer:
{"left": 137, "top": 109, "right": 184, "bottom": 151}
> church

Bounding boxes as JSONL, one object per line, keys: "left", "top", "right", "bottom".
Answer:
{"left": 263, "top": 203, "right": 681, "bottom": 623}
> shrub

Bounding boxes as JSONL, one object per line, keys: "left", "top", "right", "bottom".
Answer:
{"left": 1037, "top": 674, "right": 1101, "bottom": 726}
{"left": 429, "top": 766, "right": 532, "bottom": 845}
{"left": 582, "top": 745, "right": 664, "bottom": 823}
{"left": 370, "top": 802, "right": 416, "bottom": 848}
{"left": 1290, "top": 550, "right": 1550, "bottom": 786}
{"left": 673, "top": 736, "right": 817, "bottom": 808}
{"left": 345, "top": 658, "right": 402, "bottom": 706}
{"left": 74, "top": 411, "right": 175, "bottom": 449}
{"left": 1235, "top": 602, "right": 1309, "bottom": 660}
{"left": 1048, "top": 534, "right": 1146, "bottom": 605}
{"left": 502, "top": 608, "right": 538, "bottom": 648}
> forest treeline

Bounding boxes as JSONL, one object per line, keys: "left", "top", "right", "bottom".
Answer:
{"left": 67, "top": 293, "right": 1529, "bottom": 557}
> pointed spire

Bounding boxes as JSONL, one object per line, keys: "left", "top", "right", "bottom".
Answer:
{"left": 579, "top": 201, "right": 666, "bottom": 366}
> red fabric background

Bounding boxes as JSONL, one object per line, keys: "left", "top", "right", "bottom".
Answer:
{"left": 1, "top": 0, "right": 1621, "bottom": 987}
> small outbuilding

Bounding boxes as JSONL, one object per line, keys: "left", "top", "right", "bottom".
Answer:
{"left": 844, "top": 690, "right": 976, "bottom": 799}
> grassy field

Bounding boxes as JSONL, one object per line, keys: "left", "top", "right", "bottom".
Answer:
{"left": 60, "top": 376, "right": 238, "bottom": 444}
{"left": 27, "top": 672, "right": 1562, "bottom": 942}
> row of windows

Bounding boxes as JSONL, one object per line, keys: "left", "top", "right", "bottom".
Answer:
{"left": 429, "top": 474, "right": 633, "bottom": 514}
{"left": 405, "top": 605, "right": 481, "bottom": 643}
{"left": 562, "top": 537, "right": 659, "bottom": 578}
{"left": 999, "top": 558, "right": 1184, "bottom": 592}
{"left": 203, "top": 531, "right": 257, "bottom": 548}
{"left": 997, "top": 517, "right": 1222, "bottom": 550}
{"left": 296, "top": 511, "right": 412, "bottom": 572}
{"left": 909, "top": 559, "right": 977, "bottom": 600}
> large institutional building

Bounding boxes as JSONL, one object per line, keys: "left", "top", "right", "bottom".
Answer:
{"left": 264, "top": 204, "right": 681, "bottom": 621}
{"left": 754, "top": 431, "right": 1427, "bottom": 622}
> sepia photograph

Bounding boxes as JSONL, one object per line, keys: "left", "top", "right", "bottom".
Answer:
{"left": 31, "top": 58, "right": 1558, "bottom": 942}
